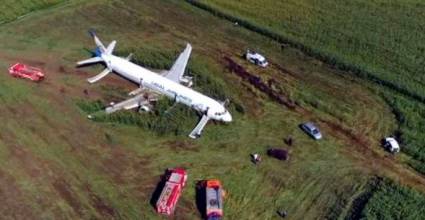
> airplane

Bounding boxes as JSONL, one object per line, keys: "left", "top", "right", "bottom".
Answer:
{"left": 77, "top": 31, "right": 232, "bottom": 139}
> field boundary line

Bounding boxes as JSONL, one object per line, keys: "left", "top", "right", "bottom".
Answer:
{"left": 0, "top": 1, "right": 67, "bottom": 26}
{"left": 0, "top": 0, "right": 92, "bottom": 28}
{"left": 185, "top": 0, "right": 425, "bottom": 104}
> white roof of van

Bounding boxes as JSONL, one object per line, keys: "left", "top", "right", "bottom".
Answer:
{"left": 385, "top": 137, "right": 400, "bottom": 149}
{"left": 249, "top": 52, "right": 266, "bottom": 61}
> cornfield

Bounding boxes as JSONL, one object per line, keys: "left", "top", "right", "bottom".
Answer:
{"left": 194, "top": 0, "right": 425, "bottom": 101}
{"left": 0, "top": 0, "right": 65, "bottom": 24}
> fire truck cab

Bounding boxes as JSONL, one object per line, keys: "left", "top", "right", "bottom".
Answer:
{"left": 156, "top": 168, "right": 187, "bottom": 216}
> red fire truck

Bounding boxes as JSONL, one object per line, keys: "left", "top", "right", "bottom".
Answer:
{"left": 156, "top": 168, "right": 187, "bottom": 215}
{"left": 206, "top": 179, "right": 224, "bottom": 220}
{"left": 8, "top": 63, "right": 45, "bottom": 82}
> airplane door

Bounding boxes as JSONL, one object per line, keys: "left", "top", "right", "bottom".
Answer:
{"left": 192, "top": 103, "right": 205, "bottom": 112}
{"left": 166, "top": 90, "right": 177, "bottom": 101}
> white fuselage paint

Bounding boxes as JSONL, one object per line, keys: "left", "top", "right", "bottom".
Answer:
{"left": 103, "top": 54, "right": 232, "bottom": 122}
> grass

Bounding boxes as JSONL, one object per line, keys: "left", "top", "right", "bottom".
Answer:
{"left": 77, "top": 98, "right": 200, "bottom": 137}
{"left": 0, "top": 0, "right": 65, "bottom": 24}
{"left": 0, "top": 0, "right": 423, "bottom": 219}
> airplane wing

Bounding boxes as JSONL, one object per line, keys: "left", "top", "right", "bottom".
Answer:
{"left": 105, "top": 93, "right": 151, "bottom": 114}
{"left": 189, "top": 114, "right": 210, "bottom": 139}
{"left": 165, "top": 43, "right": 192, "bottom": 83}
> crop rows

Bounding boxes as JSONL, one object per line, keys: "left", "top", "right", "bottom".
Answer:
{"left": 360, "top": 178, "right": 425, "bottom": 219}
{"left": 384, "top": 93, "right": 425, "bottom": 174}
{"left": 190, "top": 0, "right": 425, "bottom": 103}
{"left": 0, "top": 0, "right": 65, "bottom": 24}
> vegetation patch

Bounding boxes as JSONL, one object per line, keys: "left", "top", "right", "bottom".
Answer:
{"left": 78, "top": 98, "right": 198, "bottom": 136}
{"left": 187, "top": 0, "right": 425, "bottom": 104}
{"left": 343, "top": 177, "right": 383, "bottom": 220}
{"left": 383, "top": 94, "right": 425, "bottom": 174}
{"left": 0, "top": 0, "right": 65, "bottom": 24}
{"left": 358, "top": 179, "right": 425, "bottom": 219}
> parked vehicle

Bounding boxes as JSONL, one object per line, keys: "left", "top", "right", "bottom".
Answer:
{"left": 300, "top": 122, "right": 322, "bottom": 140}
{"left": 267, "top": 148, "right": 289, "bottom": 161}
{"left": 156, "top": 168, "right": 187, "bottom": 215}
{"left": 383, "top": 137, "right": 400, "bottom": 153}
{"left": 205, "top": 179, "right": 224, "bottom": 220}
{"left": 9, "top": 63, "right": 44, "bottom": 82}
{"left": 245, "top": 50, "right": 268, "bottom": 67}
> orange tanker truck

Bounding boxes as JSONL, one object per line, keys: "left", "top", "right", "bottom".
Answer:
{"left": 205, "top": 179, "right": 224, "bottom": 220}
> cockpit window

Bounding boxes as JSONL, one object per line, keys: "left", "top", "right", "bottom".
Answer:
{"left": 215, "top": 110, "right": 228, "bottom": 116}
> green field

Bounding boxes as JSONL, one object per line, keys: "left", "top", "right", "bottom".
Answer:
{"left": 195, "top": 0, "right": 425, "bottom": 98}
{"left": 341, "top": 177, "right": 425, "bottom": 220}
{"left": 0, "top": 0, "right": 65, "bottom": 24}
{"left": 380, "top": 91, "right": 425, "bottom": 174}
{"left": 0, "top": 0, "right": 424, "bottom": 219}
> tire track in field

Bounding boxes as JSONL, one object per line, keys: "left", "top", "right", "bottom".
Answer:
{"left": 223, "top": 55, "right": 425, "bottom": 193}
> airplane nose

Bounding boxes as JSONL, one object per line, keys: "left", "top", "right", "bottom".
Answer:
{"left": 224, "top": 112, "right": 232, "bottom": 122}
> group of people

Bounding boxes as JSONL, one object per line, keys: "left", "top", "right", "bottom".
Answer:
{"left": 250, "top": 136, "right": 294, "bottom": 218}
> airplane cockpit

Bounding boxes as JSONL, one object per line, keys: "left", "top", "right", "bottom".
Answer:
{"left": 214, "top": 110, "right": 228, "bottom": 116}
{"left": 211, "top": 108, "right": 232, "bottom": 122}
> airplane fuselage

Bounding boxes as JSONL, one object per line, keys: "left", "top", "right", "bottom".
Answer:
{"left": 104, "top": 54, "right": 232, "bottom": 122}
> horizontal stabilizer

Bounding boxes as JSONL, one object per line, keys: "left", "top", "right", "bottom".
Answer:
{"left": 87, "top": 68, "right": 111, "bottom": 84}
{"left": 77, "top": 57, "right": 103, "bottom": 66}
{"left": 189, "top": 114, "right": 210, "bottom": 139}
{"left": 106, "top": 40, "right": 116, "bottom": 55}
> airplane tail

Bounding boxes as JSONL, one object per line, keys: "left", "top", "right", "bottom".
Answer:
{"left": 77, "top": 30, "right": 116, "bottom": 66}
{"left": 88, "top": 29, "right": 116, "bottom": 56}
{"left": 77, "top": 30, "right": 117, "bottom": 83}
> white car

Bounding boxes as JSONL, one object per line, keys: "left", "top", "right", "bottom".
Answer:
{"left": 383, "top": 137, "right": 400, "bottom": 153}
{"left": 245, "top": 50, "right": 268, "bottom": 67}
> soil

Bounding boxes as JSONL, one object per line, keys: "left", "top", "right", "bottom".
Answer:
{"left": 84, "top": 184, "right": 117, "bottom": 218}
{"left": 0, "top": 170, "right": 36, "bottom": 219}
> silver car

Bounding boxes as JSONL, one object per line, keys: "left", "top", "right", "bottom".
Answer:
{"left": 300, "top": 122, "right": 322, "bottom": 140}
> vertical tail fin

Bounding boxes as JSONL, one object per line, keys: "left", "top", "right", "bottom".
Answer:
{"left": 89, "top": 30, "right": 106, "bottom": 53}
{"left": 89, "top": 29, "right": 116, "bottom": 55}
